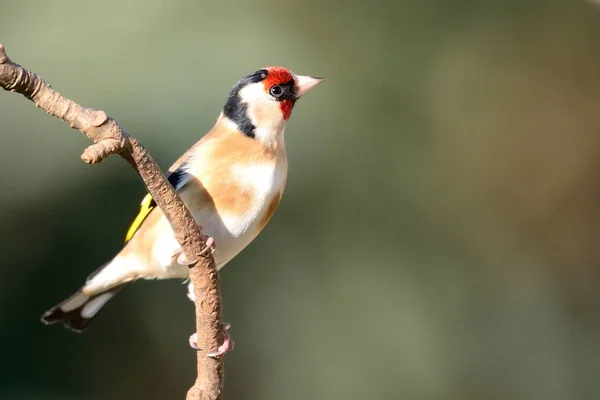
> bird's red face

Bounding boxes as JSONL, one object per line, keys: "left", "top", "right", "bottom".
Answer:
{"left": 262, "top": 67, "right": 295, "bottom": 120}
{"left": 222, "top": 67, "right": 323, "bottom": 141}
{"left": 261, "top": 67, "right": 324, "bottom": 120}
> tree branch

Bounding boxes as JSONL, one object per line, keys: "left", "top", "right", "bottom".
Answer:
{"left": 0, "top": 43, "right": 225, "bottom": 400}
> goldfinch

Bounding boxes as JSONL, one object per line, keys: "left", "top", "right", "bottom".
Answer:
{"left": 41, "top": 67, "right": 323, "bottom": 334}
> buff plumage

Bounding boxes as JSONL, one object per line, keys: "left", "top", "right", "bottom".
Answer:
{"left": 41, "top": 67, "right": 323, "bottom": 334}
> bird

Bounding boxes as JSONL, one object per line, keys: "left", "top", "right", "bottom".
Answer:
{"left": 41, "top": 67, "right": 323, "bottom": 354}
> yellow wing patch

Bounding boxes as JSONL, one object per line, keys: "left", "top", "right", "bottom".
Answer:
{"left": 124, "top": 194, "right": 156, "bottom": 243}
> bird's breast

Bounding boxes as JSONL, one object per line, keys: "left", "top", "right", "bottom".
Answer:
{"left": 180, "top": 158, "right": 287, "bottom": 268}
{"left": 217, "top": 161, "right": 287, "bottom": 237}
{"left": 160, "top": 129, "right": 289, "bottom": 270}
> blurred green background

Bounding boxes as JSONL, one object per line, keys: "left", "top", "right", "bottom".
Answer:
{"left": 2, "top": 0, "right": 600, "bottom": 399}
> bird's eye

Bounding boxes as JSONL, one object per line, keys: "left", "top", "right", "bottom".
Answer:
{"left": 269, "top": 85, "right": 284, "bottom": 98}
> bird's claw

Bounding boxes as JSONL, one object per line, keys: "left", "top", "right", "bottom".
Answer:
{"left": 177, "top": 252, "right": 197, "bottom": 266}
{"left": 189, "top": 332, "right": 200, "bottom": 349}
{"left": 176, "top": 234, "right": 215, "bottom": 266}
{"left": 189, "top": 322, "right": 234, "bottom": 358}
{"left": 199, "top": 236, "right": 216, "bottom": 257}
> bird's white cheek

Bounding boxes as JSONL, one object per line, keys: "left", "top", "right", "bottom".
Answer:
{"left": 249, "top": 102, "right": 285, "bottom": 132}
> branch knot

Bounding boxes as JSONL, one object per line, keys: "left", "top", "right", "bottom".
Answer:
{"left": 81, "top": 138, "right": 124, "bottom": 164}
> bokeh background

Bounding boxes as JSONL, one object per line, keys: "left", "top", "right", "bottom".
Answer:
{"left": 2, "top": 0, "right": 600, "bottom": 399}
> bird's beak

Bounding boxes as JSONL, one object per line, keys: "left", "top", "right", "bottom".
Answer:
{"left": 295, "top": 75, "right": 324, "bottom": 98}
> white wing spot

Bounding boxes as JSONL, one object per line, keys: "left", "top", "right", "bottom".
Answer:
{"left": 81, "top": 292, "right": 115, "bottom": 319}
{"left": 60, "top": 293, "right": 89, "bottom": 312}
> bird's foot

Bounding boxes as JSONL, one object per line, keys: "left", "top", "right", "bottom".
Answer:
{"left": 176, "top": 232, "right": 216, "bottom": 266}
{"left": 189, "top": 322, "right": 234, "bottom": 358}
{"left": 200, "top": 235, "right": 216, "bottom": 256}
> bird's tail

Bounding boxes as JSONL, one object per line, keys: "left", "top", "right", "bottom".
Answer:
{"left": 41, "top": 262, "right": 129, "bottom": 332}
{"left": 41, "top": 284, "right": 127, "bottom": 332}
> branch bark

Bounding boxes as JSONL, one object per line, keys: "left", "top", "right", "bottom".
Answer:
{"left": 0, "top": 43, "right": 225, "bottom": 400}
